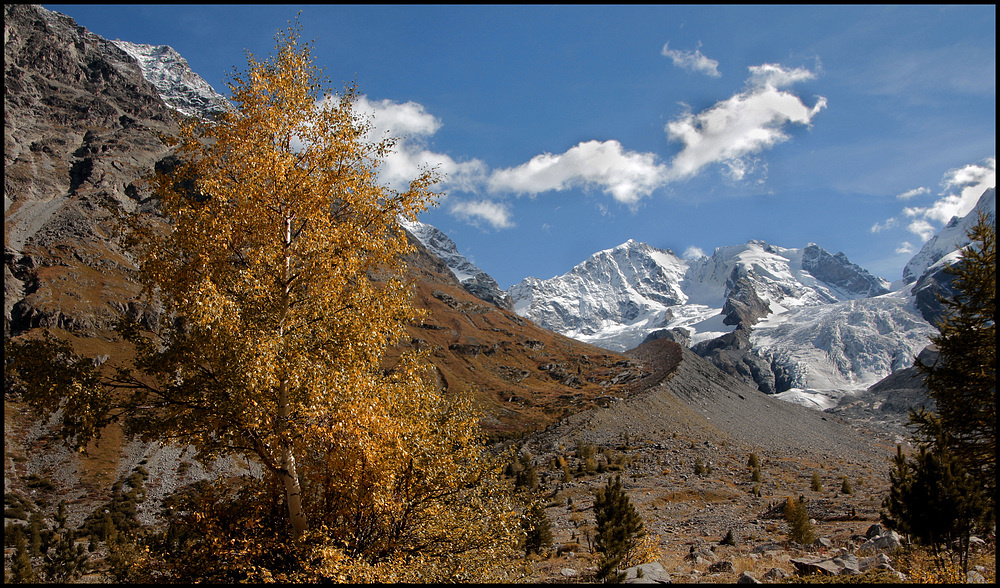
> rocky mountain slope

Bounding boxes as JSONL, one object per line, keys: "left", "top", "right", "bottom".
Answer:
{"left": 5, "top": 3, "right": 180, "bottom": 338}
{"left": 905, "top": 187, "right": 996, "bottom": 326}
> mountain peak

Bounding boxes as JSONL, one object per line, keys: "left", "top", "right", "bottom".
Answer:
{"left": 902, "top": 187, "right": 995, "bottom": 284}
{"left": 399, "top": 218, "right": 512, "bottom": 310}
{"left": 112, "top": 39, "right": 230, "bottom": 119}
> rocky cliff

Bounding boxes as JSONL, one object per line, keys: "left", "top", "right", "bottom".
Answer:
{"left": 5, "top": 4, "right": 180, "bottom": 337}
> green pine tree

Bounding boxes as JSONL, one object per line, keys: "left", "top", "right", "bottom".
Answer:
{"left": 593, "top": 474, "right": 646, "bottom": 583}
{"left": 913, "top": 211, "right": 996, "bottom": 498}
{"left": 881, "top": 436, "right": 991, "bottom": 574}
{"left": 9, "top": 528, "right": 37, "bottom": 583}
{"left": 43, "top": 530, "right": 90, "bottom": 583}
{"left": 522, "top": 501, "right": 553, "bottom": 556}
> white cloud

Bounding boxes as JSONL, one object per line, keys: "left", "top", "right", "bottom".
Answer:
{"left": 662, "top": 42, "right": 721, "bottom": 78}
{"left": 312, "top": 64, "right": 828, "bottom": 231}
{"left": 895, "top": 242, "right": 915, "bottom": 255}
{"left": 896, "top": 187, "right": 929, "bottom": 200}
{"left": 682, "top": 245, "right": 707, "bottom": 259}
{"left": 487, "top": 140, "right": 669, "bottom": 205}
{"left": 747, "top": 64, "right": 817, "bottom": 89}
{"left": 449, "top": 199, "right": 514, "bottom": 230}
{"left": 901, "top": 157, "right": 995, "bottom": 240}
{"left": 326, "top": 95, "right": 490, "bottom": 194}
{"left": 870, "top": 218, "right": 898, "bottom": 233}
{"left": 905, "top": 218, "right": 938, "bottom": 242}
{"left": 664, "top": 64, "right": 826, "bottom": 181}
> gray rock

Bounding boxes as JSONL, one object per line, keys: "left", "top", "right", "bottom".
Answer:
{"left": 857, "top": 530, "right": 902, "bottom": 555}
{"left": 762, "top": 567, "right": 790, "bottom": 581}
{"left": 751, "top": 542, "right": 785, "bottom": 555}
{"left": 967, "top": 570, "right": 988, "bottom": 584}
{"left": 865, "top": 523, "right": 884, "bottom": 539}
{"left": 736, "top": 570, "right": 761, "bottom": 584}
{"left": 708, "top": 560, "right": 735, "bottom": 574}
{"left": 813, "top": 536, "right": 833, "bottom": 549}
{"left": 623, "top": 562, "right": 671, "bottom": 584}
{"left": 791, "top": 553, "right": 862, "bottom": 576}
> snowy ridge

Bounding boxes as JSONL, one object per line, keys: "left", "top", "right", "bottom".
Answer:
{"left": 399, "top": 217, "right": 510, "bottom": 308}
{"left": 902, "top": 187, "right": 995, "bottom": 284}
{"left": 112, "top": 40, "right": 230, "bottom": 119}
{"left": 508, "top": 239, "right": 891, "bottom": 353}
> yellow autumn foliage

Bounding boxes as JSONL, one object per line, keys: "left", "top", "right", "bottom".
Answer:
{"left": 7, "top": 19, "right": 526, "bottom": 582}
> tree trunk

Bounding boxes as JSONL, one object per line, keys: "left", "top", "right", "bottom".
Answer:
{"left": 277, "top": 212, "right": 308, "bottom": 539}
{"left": 278, "top": 379, "right": 308, "bottom": 539}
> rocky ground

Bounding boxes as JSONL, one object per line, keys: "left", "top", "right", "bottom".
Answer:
{"left": 509, "top": 341, "right": 994, "bottom": 583}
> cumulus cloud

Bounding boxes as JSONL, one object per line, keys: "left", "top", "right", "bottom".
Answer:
{"left": 338, "top": 95, "right": 490, "bottom": 194}
{"left": 902, "top": 157, "right": 995, "bottom": 241}
{"left": 896, "top": 187, "right": 929, "bottom": 200}
{"left": 474, "top": 63, "right": 826, "bottom": 219}
{"left": 682, "top": 245, "right": 707, "bottom": 260}
{"left": 662, "top": 42, "right": 721, "bottom": 77}
{"left": 895, "top": 242, "right": 915, "bottom": 255}
{"left": 664, "top": 64, "right": 826, "bottom": 182}
{"left": 487, "top": 140, "right": 669, "bottom": 205}
{"left": 449, "top": 199, "right": 514, "bottom": 230}
{"left": 317, "top": 63, "right": 827, "bottom": 231}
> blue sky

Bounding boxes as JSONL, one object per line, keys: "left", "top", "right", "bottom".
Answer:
{"left": 46, "top": 5, "right": 995, "bottom": 289}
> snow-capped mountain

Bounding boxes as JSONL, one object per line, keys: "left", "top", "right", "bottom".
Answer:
{"left": 399, "top": 218, "right": 512, "bottom": 310}
{"left": 902, "top": 187, "right": 995, "bottom": 285}
{"left": 112, "top": 40, "right": 230, "bottom": 119}
{"left": 903, "top": 188, "right": 995, "bottom": 325}
{"left": 508, "top": 239, "right": 890, "bottom": 353}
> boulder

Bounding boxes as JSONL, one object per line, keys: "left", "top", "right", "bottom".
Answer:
{"left": 967, "top": 569, "right": 988, "bottom": 584}
{"left": 857, "top": 530, "right": 902, "bottom": 555}
{"left": 623, "top": 562, "right": 672, "bottom": 584}
{"left": 750, "top": 542, "right": 784, "bottom": 556}
{"left": 708, "top": 560, "right": 735, "bottom": 574}
{"left": 813, "top": 537, "right": 833, "bottom": 549}
{"left": 865, "top": 523, "right": 884, "bottom": 539}
{"left": 791, "top": 553, "right": 861, "bottom": 576}
{"left": 736, "top": 570, "right": 762, "bottom": 584}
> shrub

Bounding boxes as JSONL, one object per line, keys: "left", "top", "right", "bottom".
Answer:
{"left": 522, "top": 502, "right": 553, "bottom": 556}
{"left": 784, "top": 496, "right": 816, "bottom": 544}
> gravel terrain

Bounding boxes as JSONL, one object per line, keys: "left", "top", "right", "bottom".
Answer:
{"left": 517, "top": 340, "right": 905, "bottom": 583}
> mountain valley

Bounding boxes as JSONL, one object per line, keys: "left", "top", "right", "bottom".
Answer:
{"left": 4, "top": 5, "right": 995, "bottom": 583}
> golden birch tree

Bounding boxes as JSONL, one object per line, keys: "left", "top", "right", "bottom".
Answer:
{"left": 7, "top": 21, "right": 525, "bottom": 579}
{"left": 131, "top": 22, "right": 442, "bottom": 540}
